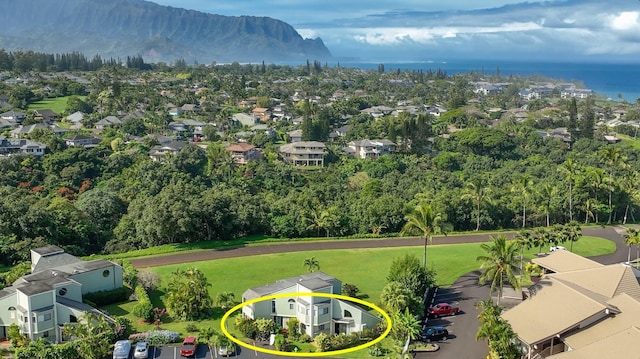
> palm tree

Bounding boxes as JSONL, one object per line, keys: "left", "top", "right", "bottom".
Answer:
{"left": 620, "top": 170, "right": 639, "bottom": 224}
{"left": 514, "top": 230, "right": 533, "bottom": 274}
{"left": 462, "top": 177, "right": 491, "bottom": 231}
{"left": 391, "top": 308, "right": 422, "bottom": 342}
{"left": 585, "top": 167, "right": 606, "bottom": 222}
{"left": 511, "top": 175, "right": 533, "bottom": 228}
{"left": 623, "top": 228, "right": 639, "bottom": 264}
{"left": 558, "top": 158, "right": 580, "bottom": 222}
{"left": 303, "top": 257, "right": 320, "bottom": 273}
{"left": 564, "top": 221, "right": 582, "bottom": 252}
{"left": 476, "top": 235, "right": 522, "bottom": 305}
{"left": 598, "top": 146, "right": 624, "bottom": 224}
{"left": 400, "top": 203, "right": 444, "bottom": 268}
{"left": 580, "top": 198, "right": 597, "bottom": 224}
{"left": 215, "top": 292, "right": 236, "bottom": 310}
{"left": 537, "top": 182, "right": 557, "bottom": 227}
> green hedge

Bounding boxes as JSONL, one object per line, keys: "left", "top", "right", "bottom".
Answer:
{"left": 131, "top": 285, "right": 154, "bottom": 322}
{"left": 83, "top": 287, "right": 130, "bottom": 307}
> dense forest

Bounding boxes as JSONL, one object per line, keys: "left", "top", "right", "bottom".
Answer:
{"left": 0, "top": 57, "right": 638, "bottom": 266}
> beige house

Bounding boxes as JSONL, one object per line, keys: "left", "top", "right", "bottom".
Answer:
{"left": 346, "top": 139, "right": 396, "bottom": 159}
{"left": 502, "top": 250, "right": 640, "bottom": 359}
{"left": 225, "top": 142, "right": 260, "bottom": 165}
{"left": 0, "top": 245, "right": 123, "bottom": 342}
{"left": 279, "top": 141, "right": 325, "bottom": 167}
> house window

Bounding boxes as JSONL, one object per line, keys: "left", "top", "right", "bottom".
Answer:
{"left": 70, "top": 315, "right": 77, "bottom": 323}
{"left": 102, "top": 269, "right": 110, "bottom": 277}
{"left": 43, "top": 331, "right": 49, "bottom": 338}
{"left": 58, "top": 288, "right": 67, "bottom": 296}
{"left": 320, "top": 307, "right": 329, "bottom": 315}
{"left": 319, "top": 324, "right": 325, "bottom": 331}
{"left": 288, "top": 299, "right": 295, "bottom": 310}
{"left": 271, "top": 300, "right": 276, "bottom": 314}
{"left": 344, "top": 310, "right": 352, "bottom": 318}
{"left": 23, "top": 316, "right": 28, "bottom": 323}
{"left": 40, "top": 313, "right": 52, "bottom": 321}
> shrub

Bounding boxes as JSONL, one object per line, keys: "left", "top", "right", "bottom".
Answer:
{"left": 274, "top": 334, "right": 286, "bottom": 351}
{"left": 298, "top": 333, "right": 312, "bottom": 343}
{"left": 314, "top": 333, "right": 330, "bottom": 352}
{"left": 131, "top": 285, "right": 154, "bottom": 322}
{"left": 137, "top": 270, "right": 161, "bottom": 291}
{"left": 120, "top": 260, "right": 138, "bottom": 288}
{"left": 525, "top": 263, "right": 543, "bottom": 277}
{"left": 287, "top": 317, "right": 300, "bottom": 339}
{"left": 235, "top": 315, "right": 258, "bottom": 339}
{"left": 185, "top": 323, "right": 199, "bottom": 332}
{"left": 114, "top": 317, "right": 133, "bottom": 340}
{"left": 342, "top": 283, "right": 360, "bottom": 298}
{"left": 83, "top": 287, "right": 130, "bottom": 307}
{"left": 129, "top": 330, "right": 180, "bottom": 345}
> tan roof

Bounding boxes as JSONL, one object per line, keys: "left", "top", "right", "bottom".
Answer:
{"left": 548, "top": 264, "right": 640, "bottom": 300}
{"left": 226, "top": 143, "right": 255, "bottom": 152}
{"left": 502, "top": 277, "right": 609, "bottom": 345}
{"left": 549, "top": 326, "right": 640, "bottom": 359}
{"left": 532, "top": 250, "right": 603, "bottom": 273}
{"left": 562, "top": 293, "right": 640, "bottom": 350}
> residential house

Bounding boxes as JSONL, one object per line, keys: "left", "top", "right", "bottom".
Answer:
{"left": 329, "top": 125, "right": 350, "bottom": 140}
{"left": 233, "top": 113, "right": 258, "bottom": 127}
{"left": 65, "top": 111, "right": 85, "bottom": 128}
{"left": 1, "top": 110, "right": 26, "bottom": 123}
{"left": 168, "top": 107, "right": 184, "bottom": 117}
{"left": 251, "top": 107, "right": 271, "bottom": 122}
{"left": 473, "top": 83, "right": 503, "bottom": 95}
{"left": 33, "top": 109, "right": 59, "bottom": 123}
{"left": 0, "top": 245, "right": 123, "bottom": 342}
{"left": 148, "top": 141, "right": 188, "bottom": 161}
{"left": 536, "top": 127, "right": 572, "bottom": 147}
{"left": 225, "top": 143, "right": 261, "bottom": 165}
{"left": 0, "top": 118, "right": 17, "bottom": 129}
{"left": 182, "top": 119, "right": 207, "bottom": 136}
{"left": 94, "top": 116, "right": 122, "bottom": 130}
{"left": 10, "top": 124, "right": 67, "bottom": 138}
{"left": 502, "top": 250, "right": 640, "bottom": 359}
{"left": 0, "top": 95, "right": 9, "bottom": 108}
{"left": 65, "top": 135, "right": 100, "bottom": 149}
{"left": 0, "top": 136, "right": 46, "bottom": 156}
{"left": 181, "top": 104, "right": 199, "bottom": 113}
{"left": 279, "top": 141, "right": 326, "bottom": 167}
{"left": 346, "top": 139, "right": 396, "bottom": 159}
{"left": 287, "top": 129, "right": 302, "bottom": 143}
{"left": 241, "top": 272, "right": 380, "bottom": 338}
{"left": 360, "top": 106, "right": 393, "bottom": 119}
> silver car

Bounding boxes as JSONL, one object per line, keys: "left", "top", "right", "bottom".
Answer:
{"left": 133, "top": 341, "right": 149, "bottom": 359}
{"left": 113, "top": 340, "right": 131, "bottom": 359}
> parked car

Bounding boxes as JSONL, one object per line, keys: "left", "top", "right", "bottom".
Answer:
{"left": 428, "top": 302, "right": 460, "bottom": 318}
{"left": 550, "top": 245, "right": 566, "bottom": 252}
{"left": 113, "top": 340, "right": 131, "bottom": 359}
{"left": 180, "top": 336, "right": 197, "bottom": 357}
{"left": 133, "top": 341, "right": 149, "bottom": 359}
{"left": 421, "top": 326, "right": 449, "bottom": 342}
{"left": 218, "top": 345, "right": 234, "bottom": 357}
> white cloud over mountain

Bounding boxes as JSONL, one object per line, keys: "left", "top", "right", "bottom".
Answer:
{"left": 150, "top": 0, "right": 640, "bottom": 62}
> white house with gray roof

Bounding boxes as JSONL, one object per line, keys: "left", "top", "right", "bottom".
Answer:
{"left": 0, "top": 245, "right": 123, "bottom": 342}
{"left": 241, "top": 272, "right": 380, "bottom": 338}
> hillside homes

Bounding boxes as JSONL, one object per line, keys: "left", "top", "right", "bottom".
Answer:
{"left": 279, "top": 141, "right": 326, "bottom": 167}
{"left": 242, "top": 272, "right": 380, "bottom": 338}
{"left": 502, "top": 250, "right": 640, "bottom": 359}
{"left": 0, "top": 245, "right": 123, "bottom": 342}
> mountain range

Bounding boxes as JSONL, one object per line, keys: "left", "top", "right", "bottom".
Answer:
{"left": 0, "top": 0, "right": 332, "bottom": 64}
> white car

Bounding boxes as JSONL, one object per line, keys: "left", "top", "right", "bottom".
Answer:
{"left": 550, "top": 245, "right": 566, "bottom": 252}
{"left": 133, "top": 341, "right": 149, "bottom": 359}
{"left": 113, "top": 340, "right": 131, "bottom": 359}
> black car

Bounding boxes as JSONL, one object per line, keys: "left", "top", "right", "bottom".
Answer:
{"left": 421, "top": 326, "right": 449, "bottom": 342}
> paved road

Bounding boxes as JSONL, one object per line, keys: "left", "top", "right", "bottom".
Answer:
{"left": 129, "top": 226, "right": 630, "bottom": 359}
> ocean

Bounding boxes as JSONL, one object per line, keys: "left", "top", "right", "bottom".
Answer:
{"left": 331, "top": 60, "right": 640, "bottom": 102}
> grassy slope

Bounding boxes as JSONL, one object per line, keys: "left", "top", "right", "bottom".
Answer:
{"left": 28, "top": 96, "right": 86, "bottom": 114}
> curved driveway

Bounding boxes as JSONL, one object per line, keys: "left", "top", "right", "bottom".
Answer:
{"left": 130, "top": 226, "right": 627, "bottom": 268}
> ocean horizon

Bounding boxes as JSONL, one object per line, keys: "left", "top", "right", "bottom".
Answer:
{"left": 326, "top": 60, "right": 640, "bottom": 102}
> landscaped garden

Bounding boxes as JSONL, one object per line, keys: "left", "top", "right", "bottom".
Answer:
{"left": 101, "top": 235, "right": 615, "bottom": 358}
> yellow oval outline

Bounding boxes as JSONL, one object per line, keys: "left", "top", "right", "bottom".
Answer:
{"left": 220, "top": 292, "right": 392, "bottom": 357}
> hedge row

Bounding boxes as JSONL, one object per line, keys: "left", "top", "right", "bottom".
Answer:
{"left": 83, "top": 287, "right": 130, "bottom": 307}
{"left": 131, "top": 284, "right": 154, "bottom": 322}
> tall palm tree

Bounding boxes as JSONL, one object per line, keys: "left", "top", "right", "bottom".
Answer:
{"left": 511, "top": 175, "right": 533, "bottom": 228}
{"left": 303, "top": 257, "right": 320, "bottom": 273}
{"left": 620, "top": 170, "right": 639, "bottom": 224}
{"left": 514, "top": 230, "right": 533, "bottom": 274}
{"left": 476, "top": 235, "right": 522, "bottom": 305}
{"left": 585, "top": 166, "right": 606, "bottom": 222}
{"left": 537, "top": 182, "right": 557, "bottom": 227}
{"left": 462, "top": 177, "right": 491, "bottom": 231}
{"left": 558, "top": 158, "right": 580, "bottom": 222}
{"left": 564, "top": 221, "right": 582, "bottom": 252}
{"left": 623, "top": 228, "right": 639, "bottom": 264}
{"left": 598, "top": 146, "right": 624, "bottom": 224}
{"left": 215, "top": 292, "right": 236, "bottom": 310}
{"left": 400, "top": 203, "right": 444, "bottom": 268}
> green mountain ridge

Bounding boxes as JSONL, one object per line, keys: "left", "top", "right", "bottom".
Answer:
{"left": 0, "top": 0, "right": 332, "bottom": 63}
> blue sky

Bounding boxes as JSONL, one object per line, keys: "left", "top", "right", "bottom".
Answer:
{"left": 150, "top": 0, "right": 640, "bottom": 62}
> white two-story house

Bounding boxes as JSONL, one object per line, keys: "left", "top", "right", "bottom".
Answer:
{"left": 0, "top": 245, "right": 123, "bottom": 343}
{"left": 241, "top": 272, "right": 380, "bottom": 338}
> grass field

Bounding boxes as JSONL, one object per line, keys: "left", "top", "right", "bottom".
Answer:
{"left": 28, "top": 96, "right": 86, "bottom": 114}
{"left": 101, "top": 234, "right": 614, "bottom": 358}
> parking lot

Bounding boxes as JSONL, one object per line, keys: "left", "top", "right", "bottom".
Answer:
{"left": 140, "top": 343, "right": 290, "bottom": 359}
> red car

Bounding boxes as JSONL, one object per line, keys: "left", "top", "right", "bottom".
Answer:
{"left": 428, "top": 303, "right": 460, "bottom": 318}
{"left": 180, "top": 336, "right": 197, "bottom": 357}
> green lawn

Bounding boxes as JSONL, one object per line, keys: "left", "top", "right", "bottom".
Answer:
{"left": 101, "top": 234, "right": 614, "bottom": 358}
{"left": 28, "top": 96, "right": 85, "bottom": 114}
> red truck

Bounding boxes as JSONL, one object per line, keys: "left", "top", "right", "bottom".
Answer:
{"left": 428, "top": 303, "right": 460, "bottom": 318}
{"left": 180, "top": 336, "right": 197, "bottom": 357}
